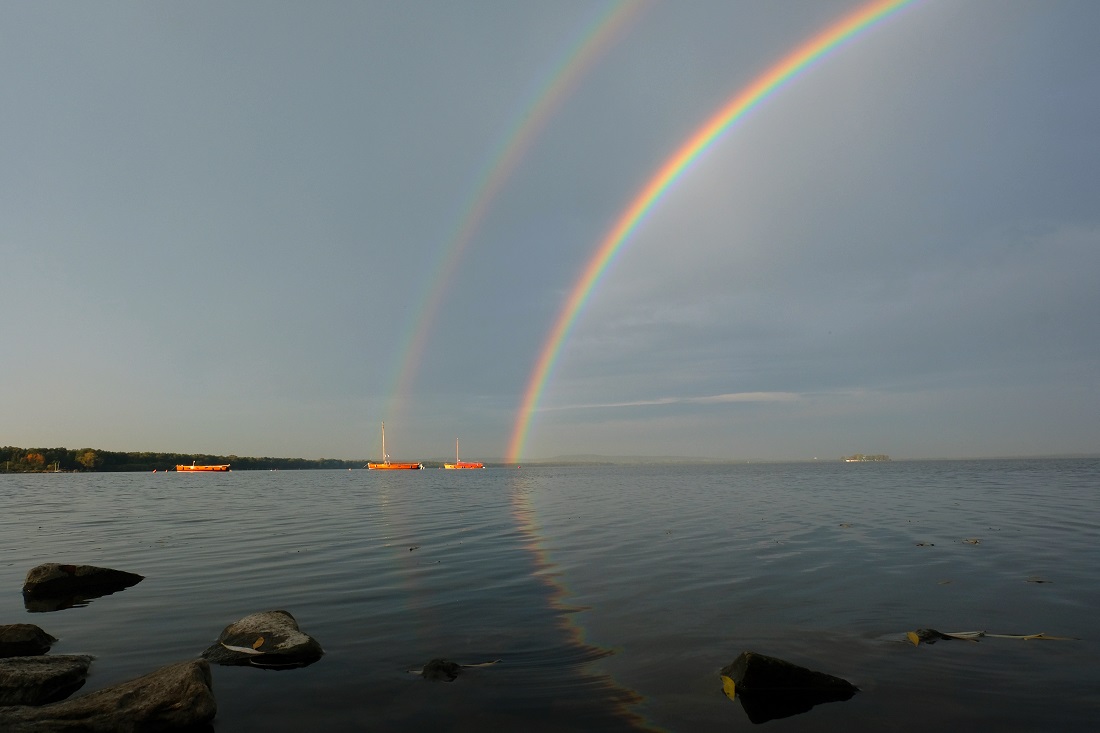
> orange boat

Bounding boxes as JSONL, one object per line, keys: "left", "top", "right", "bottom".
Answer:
{"left": 443, "top": 438, "right": 483, "bottom": 470}
{"left": 366, "top": 422, "right": 423, "bottom": 470}
{"left": 176, "top": 462, "right": 230, "bottom": 472}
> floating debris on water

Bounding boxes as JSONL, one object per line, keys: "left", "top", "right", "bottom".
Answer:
{"left": 907, "top": 628, "right": 1078, "bottom": 646}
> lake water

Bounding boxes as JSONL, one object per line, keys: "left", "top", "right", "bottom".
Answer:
{"left": 2, "top": 459, "right": 1098, "bottom": 730}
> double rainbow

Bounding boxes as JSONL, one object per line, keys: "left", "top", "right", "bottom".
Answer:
{"left": 382, "top": 1, "right": 645, "bottom": 424}
{"left": 507, "top": 0, "right": 916, "bottom": 463}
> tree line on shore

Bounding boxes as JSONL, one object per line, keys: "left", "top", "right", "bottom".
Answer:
{"left": 1, "top": 446, "right": 363, "bottom": 473}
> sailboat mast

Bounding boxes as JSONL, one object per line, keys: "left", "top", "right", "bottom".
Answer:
{"left": 456, "top": 437, "right": 459, "bottom": 463}
{"left": 381, "top": 422, "right": 387, "bottom": 464}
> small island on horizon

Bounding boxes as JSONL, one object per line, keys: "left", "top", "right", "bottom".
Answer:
{"left": 842, "top": 454, "right": 891, "bottom": 462}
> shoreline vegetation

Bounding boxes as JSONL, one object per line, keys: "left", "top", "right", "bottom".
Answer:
{"left": 1, "top": 447, "right": 364, "bottom": 473}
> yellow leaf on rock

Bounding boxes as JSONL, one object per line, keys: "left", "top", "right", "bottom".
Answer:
{"left": 720, "top": 675, "right": 736, "bottom": 700}
{"left": 252, "top": 636, "right": 264, "bottom": 650}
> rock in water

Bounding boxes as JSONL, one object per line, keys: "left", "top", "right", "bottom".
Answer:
{"left": 21, "top": 563, "right": 144, "bottom": 612}
{"left": 721, "top": 651, "right": 858, "bottom": 693}
{"left": 720, "top": 651, "right": 858, "bottom": 724}
{"left": 0, "top": 625, "right": 58, "bottom": 658}
{"left": 421, "top": 658, "right": 463, "bottom": 681}
{"left": 0, "top": 655, "right": 93, "bottom": 706}
{"left": 202, "top": 610, "right": 323, "bottom": 668}
{"left": 0, "top": 659, "right": 215, "bottom": 731}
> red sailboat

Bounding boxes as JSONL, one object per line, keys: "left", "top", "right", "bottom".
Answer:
{"left": 443, "top": 438, "right": 483, "bottom": 470}
{"left": 366, "top": 422, "right": 422, "bottom": 470}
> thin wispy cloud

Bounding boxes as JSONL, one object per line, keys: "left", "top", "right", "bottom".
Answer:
{"left": 539, "top": 391, "right": 801, "bottom": 412}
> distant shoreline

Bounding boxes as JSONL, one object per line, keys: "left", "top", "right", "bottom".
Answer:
{"left": 3, "top": 445, "right": 1096, "bottom": 473}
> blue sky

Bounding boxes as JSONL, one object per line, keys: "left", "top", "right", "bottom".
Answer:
{"left": 3, "top": 0, "right": 1098, "bottom": 461}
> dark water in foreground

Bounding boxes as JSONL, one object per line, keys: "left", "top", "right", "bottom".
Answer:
{"left": 2, "top": 459, "right": 1098, "bottom": 731}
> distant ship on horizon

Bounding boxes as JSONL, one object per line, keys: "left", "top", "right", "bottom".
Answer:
{"left": 843, "top": 454, "right": 890, "bottom": 463}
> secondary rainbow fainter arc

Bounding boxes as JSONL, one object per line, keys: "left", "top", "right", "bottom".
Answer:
{"left": 380, "top": 1, "right": 646, "bottom": 426}
{"left": 506, "top": 0, "right": 917, "bottom": 464}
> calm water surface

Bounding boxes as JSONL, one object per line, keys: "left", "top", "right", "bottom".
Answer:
{"left": 2, "top": 459, "right": 1098, "bottom": 730}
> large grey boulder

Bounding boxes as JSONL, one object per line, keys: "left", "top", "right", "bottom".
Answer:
{"left": 720, "top": 651, "right": 858, "bottom": 724}
{"left": 202, "top": 610, "right": 323, "bottom": 669}
{"left": 0, "top": 659, "right": 216, "bottom": 731}
{"left": 0, "top": 655, "right": 93, "bottom": 706}
{"left": 0, "top": 624, "right": 57, "bottom": 657}
{"left": 22, "top": 563, "right": 144, "bottom": 612}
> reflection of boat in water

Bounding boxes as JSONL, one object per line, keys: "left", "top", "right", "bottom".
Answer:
{"left": 367, "top": 422, "right": 423, "bottom": 470}
{"left": 443, "top": 438, "right": 483, "bottom": 470}
{"left": 177, "top": 462, "right": 230, "bottom": 472}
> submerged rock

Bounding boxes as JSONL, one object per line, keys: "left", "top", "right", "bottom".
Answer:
{"left": 0, "top": 625, "right": 58, "bottom": 657}
{"left": 21, "top": 563, "right": 144, "bottom": 612}
{"left": 0, "top": 659, "right": 215, "bottom": 731}
{"left": 202, "top": 610, "right": 323, "bottom": 669}
{"left": 720, "top": 651, "right": 858, "bottom": 724}
{"left": 411, "top": 658, "right": 502, "bottom": 681}
{"left": 421, "top": 658, "right": 463, "bottom": 681}
{"left": 907, "top": 628, "right": 966, "bottom": 645}
{"left": 0, "top": 655, "right": 93, "bottom": 706}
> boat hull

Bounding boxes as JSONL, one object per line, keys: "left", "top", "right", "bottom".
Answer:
{"left": 367, "top": 462, "right": 423, "bottom": 470}
{"left": 443, "top": 462, "right": 484, "bottom": 469}
{"left": 176, "top": 464, "right": 230, "bottom": 472}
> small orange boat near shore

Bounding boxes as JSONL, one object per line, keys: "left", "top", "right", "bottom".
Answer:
{"left": 366, "top": 422, "right": 423, "bottom": 470}
{"left": 176, "top": 462, "right": 230, "bottom": 472}
{"left": 443, "top": 438, "right": 483, "bottom": 469}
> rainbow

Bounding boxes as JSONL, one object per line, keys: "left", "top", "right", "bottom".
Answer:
{"left": 382, "top": 1, "right": 645, "bottom": 425}
{"left": 507, "top": 0, "right": 916, "bottom": 463}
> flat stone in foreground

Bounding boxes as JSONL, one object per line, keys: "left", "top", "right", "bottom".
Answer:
{"left": 22, "top": 563, "right": 144, "bottom": 612}
{"left": 0, "top": 655, "right": 93, "bottom": 706}
{"left": 202, "top": 610, "right": 323, "bottom": 669}
{"left": 0, "top": 659, "right": 216, "bottom": 732}
{"left": 0, "top": 624, "right": 58, "bottom": 657}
